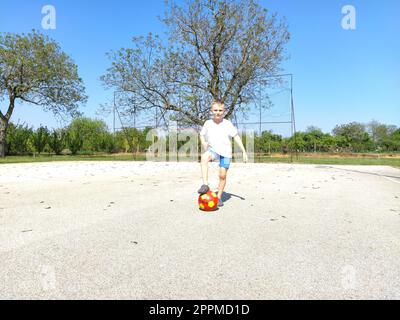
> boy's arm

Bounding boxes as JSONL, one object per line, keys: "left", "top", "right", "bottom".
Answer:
{"left": 200, "top": 134, "right": 209, "bottom": 151}
{"left": 233, "top": 134, "right": 248, "bottom": 163}
{"left": 199, "top": 122, "right": 209, "bottom": 151}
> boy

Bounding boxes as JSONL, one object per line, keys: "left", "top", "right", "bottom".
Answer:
{"left": 198, "top": 99, "right": 248, "bottom": 207}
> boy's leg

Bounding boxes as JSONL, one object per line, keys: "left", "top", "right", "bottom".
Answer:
{"left": 198, "top": 151, "right": 213, "bottom": 194}
{"left": 217, "top": 156, "right": 231, "bottom": 206}
{"left": 201, "top": 151, "right": 213, "bottom": 185}
{"left": 217, "top": 167, "right": 228, "bottom": 200}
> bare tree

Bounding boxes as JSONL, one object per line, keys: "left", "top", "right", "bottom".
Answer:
{"left": 101, "top": 0, "right": 290, "bottom": 127}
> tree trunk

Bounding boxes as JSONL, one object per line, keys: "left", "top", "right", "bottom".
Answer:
{"left": 0, "top": 119, "right": 8, "bottom": 158}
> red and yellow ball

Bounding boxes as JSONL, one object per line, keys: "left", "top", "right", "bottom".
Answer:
{"left": 198, "top": 191, "right": 219, "bottom": 211}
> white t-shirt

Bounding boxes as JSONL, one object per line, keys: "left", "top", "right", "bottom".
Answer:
{"left": 200, "top": 119, "right": 238, "bottom": 158}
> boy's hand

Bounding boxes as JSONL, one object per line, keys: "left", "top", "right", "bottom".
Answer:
{"left": 243, "top": 151, "right": 248, "bottom": 163}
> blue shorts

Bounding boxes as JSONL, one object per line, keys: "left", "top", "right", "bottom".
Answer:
{"left": 208, "top": 148, "right": 231, "bottom": 169}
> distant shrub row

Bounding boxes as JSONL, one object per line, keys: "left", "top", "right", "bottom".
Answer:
{"left": 5, "top": 118, "right": 400, "bottom": 156}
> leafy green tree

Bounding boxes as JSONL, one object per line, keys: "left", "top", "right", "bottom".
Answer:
{"left": 381, "top": 128, "right": 400, "bottom": 151}
{"left": 114, "top": 130, "right": 130, "bottom": 153}
{"left": 305, "top": 126, "right": 322, "bottom": 134}
{"left": 391, "top": 129, "right": 400, "bottom": 151}
{"left": 140, "top": 127, "right": 155, "bottom": 152}
{"left": 48, "top": 128, "right": 67, "bottom": 155}
{"left": 255, "top": 130, "right": 283, "bottom": 153}
{"left": 332, "top": 122, "right": 371, "bottom": 152}
{"left": 119, "top": 127, "right": 142, "bottom": 153}
{"left": 98, "top": 131, "right": 115, "bottom": 154}
{"left": 67, "top": 117, "right": 109, "bottom": 152}
{"left": 32, "top": 126, "right": 49, "bottom": 155}
{"left": 319, "top": 133, "right": 337, "bottom": 152}
{"left": 304, "top": 126, "right": 323, "bottom": 152}
{"left": 289, "top": 132, "right": 306, "bottom": 152}
{"left": 367, "top": 120, "right": 398, "bottom": 151}
{"left": 0, "top": 31, "right": 87, "bottom": 157}
{"left": 66, "top": 129, "right": 83, "bottom": 155}
{"left": 5, "top": 122, "right": 34, "bottom": 155}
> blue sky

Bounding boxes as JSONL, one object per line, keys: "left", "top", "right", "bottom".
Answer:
{"left": 1, "top": 0, "right": 399, "bottom": 134}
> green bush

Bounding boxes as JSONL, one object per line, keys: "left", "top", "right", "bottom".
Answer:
{"left": 6, "top": 123, "right": 34, "bottom": 155}
{"left": 48, "top": 128, "right": 67, "bottom": 155}
{"left": 32, "top": 126, "right": 50, "bottom": 155}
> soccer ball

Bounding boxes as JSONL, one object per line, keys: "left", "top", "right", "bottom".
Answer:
{"left": 198, "top": 191, "right": 219, "bottom": 211}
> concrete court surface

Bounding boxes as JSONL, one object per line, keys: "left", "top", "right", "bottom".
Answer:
{"left": 0, "top": 161, "right": 399, "bottom": 299}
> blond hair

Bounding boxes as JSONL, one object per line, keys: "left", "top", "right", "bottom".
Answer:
{"left": 211, "top": 99, "right": 224, "bottom": 107}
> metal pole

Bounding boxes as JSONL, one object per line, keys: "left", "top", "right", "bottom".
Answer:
{"left": 290, "top": 75, "right": 293, "bottom": 162}
{"left": 290, "top": 74, "right": 298, "bottom": 161}
{"left": 259, "top": 83, "right": 262, "bottom": 163}
{"left": 259, "top": 82, "right": 262, "bottom": 136}
{"left": 134, "top": 107, "right": 137, "bottom": 160}
{"left": 113, "top": 91, "right": 116, "bottom": 137}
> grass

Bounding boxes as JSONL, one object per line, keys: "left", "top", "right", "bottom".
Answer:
{"left": 1, "top": 153, "right": 400, "bottom": 169}
{"left": 0, "top": 153, "right": 146, "bottom": 164}
{"left": 255, "top": 155, "right": 400, "bottom": 168}
{"left": 253, "top": 153, "right": 400, "bottom": 168}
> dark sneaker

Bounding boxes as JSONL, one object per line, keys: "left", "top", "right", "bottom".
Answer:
{"left": 197, "top": 184, "right": 210, "bottom": 194}
{"left": 217, "top": 199, "right": 224, "bottom": 207}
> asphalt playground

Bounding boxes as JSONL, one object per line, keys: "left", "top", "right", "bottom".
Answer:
{"left": 0, "top": 161, "right": 399, "bottom": 299}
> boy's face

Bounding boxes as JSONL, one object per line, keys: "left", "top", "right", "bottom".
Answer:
{"left": 211, "top": 102, "right": 225, "bottom": 121}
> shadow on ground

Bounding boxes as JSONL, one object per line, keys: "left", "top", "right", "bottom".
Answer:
{"left": 221, "top": 192, "right": 246, "bottom": 204}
